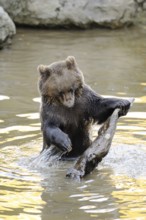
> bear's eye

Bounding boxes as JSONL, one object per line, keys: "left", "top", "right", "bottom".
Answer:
{"left": 68, "top": 88, "right": 74, "bottom": 94}
{"left": 75, "top": 85, "right": 83, "bottom": 97}
{"left": 76, "top": 85, "right": 82, "bottom": 91}
{"left": 59, "top": 91, "right": 64, "bottom": 97}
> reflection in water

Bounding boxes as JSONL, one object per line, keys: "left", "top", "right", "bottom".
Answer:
{"left": 0, "top": 145, "right": 45, "bottom": 220}
{"left": 0, "top": 95, "right": 10, "bottom": 100}
{"left": 0, "top": 26, "right": 146, "bottom": 219}
{"left": 112, "top": 176, "right": 146, "bottom": 220}
{"left": 17, "top": 113, "right": 39, "bottom": 119}
{"left": 0, "top": 178, "right": 45, "bottom": 220}
{"left": 0, "top": 125, "right": 40, "bottom": 134}
{"left": 68, "top": 169, "right": 146, "bottom": 219}
{"left": 0, "top": 191, "right": 45, "bottom": 220}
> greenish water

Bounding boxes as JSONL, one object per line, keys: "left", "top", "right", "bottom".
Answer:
{"left": 0, "top": 27, "right": 146, "bottom": 220}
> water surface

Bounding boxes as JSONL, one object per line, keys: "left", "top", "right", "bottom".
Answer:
{"left": 0, "top": 27, "right": 146, "bottom": 220}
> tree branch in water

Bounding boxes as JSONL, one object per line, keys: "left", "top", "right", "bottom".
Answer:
{"left": 66, "top": 106, "right": 128, "bottom": 180}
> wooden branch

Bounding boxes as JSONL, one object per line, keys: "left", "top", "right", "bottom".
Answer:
{"left": 66, "top": 108, "right": 120, "bottom": 180}
{"left": 66, "top": 98, "right": 134, "bottom": 180}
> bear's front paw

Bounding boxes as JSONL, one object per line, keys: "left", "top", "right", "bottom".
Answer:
{"left": 59, "top": 134, "right": 72, "bottom": 153}
{"left": 117, "top": 100, "right": 131, "bottom": 117}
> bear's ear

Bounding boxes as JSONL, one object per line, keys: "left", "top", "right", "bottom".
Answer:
{"left": 66, "top": 56, "right": 77, "bottom": 69}
{"left": 37, "top": 64, "right": 51, "bottom": 76}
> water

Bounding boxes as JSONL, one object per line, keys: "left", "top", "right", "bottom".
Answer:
{"left": 0, "top": 26, "right": 146, "bottom": 220}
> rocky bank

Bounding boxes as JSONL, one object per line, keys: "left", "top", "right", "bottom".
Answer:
{"left": 0, "top": 0, "right": 146, "bottom": 48}
{"left": 0, "top": 0, "right": 138, "bottom": 29}
{"left": 0, "top": 6, "right": 16, "bottom": 49}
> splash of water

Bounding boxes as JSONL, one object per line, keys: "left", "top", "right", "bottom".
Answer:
{"left": 100, "top": 144, "right": 146, "bottom": 178}
{"left": 28, "top": 145, "right": 65, "bottom": 170}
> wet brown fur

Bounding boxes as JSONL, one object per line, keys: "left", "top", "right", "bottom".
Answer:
{"left": 38, "top": 57, "right": 84, "bottom": 103}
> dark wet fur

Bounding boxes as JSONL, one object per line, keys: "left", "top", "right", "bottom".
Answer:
{"left": 38, "top": 56, "right": 130, "bottom": 158}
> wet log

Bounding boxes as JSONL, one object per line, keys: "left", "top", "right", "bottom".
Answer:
{"left": 66, "top": 106, "right": 128, "bottom": 180}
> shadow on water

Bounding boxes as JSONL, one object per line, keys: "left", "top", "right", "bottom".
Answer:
{"left": 0, "top": 26, "right": 146, "bottom": 219}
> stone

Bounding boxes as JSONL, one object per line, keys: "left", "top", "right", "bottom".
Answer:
{"left": 0, "top": 6, "right": 16, "bottom": 49}
{"left": 0, "top": 0, "right": 137, "bottom": 29}
{"left": 143, "top": 2, "right": 146, "bottom": 9}
{"left": 136, "top": 0, "right": 144, "bottom": 3}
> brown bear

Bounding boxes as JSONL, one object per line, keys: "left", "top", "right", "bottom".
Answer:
{"left": 37, "top": 56, "right": 130, "bottom": 158}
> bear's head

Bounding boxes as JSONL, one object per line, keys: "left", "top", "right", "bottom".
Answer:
{"left": 37, "top": 56, "right": 84, "bottom": 108}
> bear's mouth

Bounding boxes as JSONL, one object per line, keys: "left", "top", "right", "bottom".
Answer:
{"left": 62, "top": 98, "right": 75, "bottom": 108}
{"left": 58, "top": 90, "right": 75, "bottom": 108}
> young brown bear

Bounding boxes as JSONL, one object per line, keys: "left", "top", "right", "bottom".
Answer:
{"left": 37, "top": 56, "right": 130, "bottom": 158}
